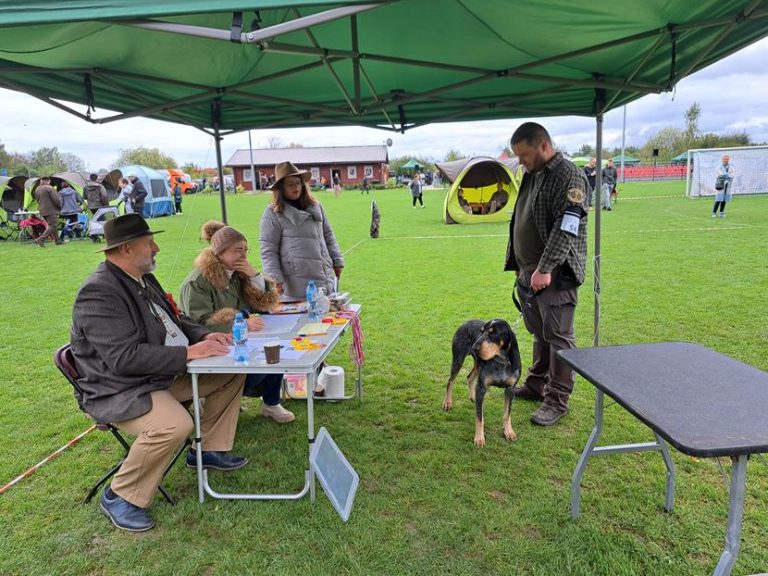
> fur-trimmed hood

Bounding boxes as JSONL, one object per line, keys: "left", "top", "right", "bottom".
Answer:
{"left": 194, "top": 248, "right": 280, "bottom": 313}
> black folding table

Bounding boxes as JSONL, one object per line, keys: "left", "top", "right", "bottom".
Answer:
{"left": 559, "top": 342, "right": 768, "bottom": 576}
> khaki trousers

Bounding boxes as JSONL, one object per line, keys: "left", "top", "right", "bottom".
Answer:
{"left": 111, "top": 372, "right": 245, "bottom": 508}
{"left": 39, "top": 214, "right": 59, "bottom": 243}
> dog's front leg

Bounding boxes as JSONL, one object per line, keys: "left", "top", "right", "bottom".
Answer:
{"left": 502, "top": 387, "right": 517, "bottom": 441}
{"left": 443, "top": 374, "right": 455, "bottom": 411}
{"left": 474, "top": 379, "right": 487, "bottom": 447}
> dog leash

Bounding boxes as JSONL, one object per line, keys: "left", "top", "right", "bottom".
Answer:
{"left": 511, "top": 282, "right": 538, "bottom": 332}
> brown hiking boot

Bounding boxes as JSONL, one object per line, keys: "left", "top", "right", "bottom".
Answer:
{"left": 530, "top": 403, "right": 568, "bottom": 426}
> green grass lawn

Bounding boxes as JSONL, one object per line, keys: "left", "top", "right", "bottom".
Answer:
{"left": 1, "top": 182, "right": 767, "bottom": 575}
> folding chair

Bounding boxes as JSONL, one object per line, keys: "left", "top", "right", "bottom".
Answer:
{"left": 54, "top": 344, "right": 190, "bottom": 505}
{"left": 0, "top": 210, "right": 21, "bottom": 241}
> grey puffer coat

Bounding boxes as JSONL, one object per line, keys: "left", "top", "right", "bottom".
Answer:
{"left": 259, "top": 202, "right": 344, "bottom": 300}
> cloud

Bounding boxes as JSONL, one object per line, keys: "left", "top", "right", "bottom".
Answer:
{"left": 2, "top": 37, "right": 768, "bottom": 169}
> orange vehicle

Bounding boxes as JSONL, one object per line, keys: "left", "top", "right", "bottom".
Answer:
{"left": 164, "top": 168, "right": 197, "bottom": 194}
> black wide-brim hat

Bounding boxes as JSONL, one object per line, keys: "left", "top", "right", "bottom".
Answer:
{"left": 97, "top": 213, "right": 163, "bottom": 252}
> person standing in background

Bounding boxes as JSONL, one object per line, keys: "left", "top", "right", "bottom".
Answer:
{"left": 601, "top": 158, "right": 617, "bottom": 211}
{"left": 128, "top": 174, "right": 148, "bottom": 217}
{"left": 33, "top": 176, "right": 63, "bottom": 247}
{"left": 83, "top": 173, "right": 109, "bottom": 216}
{"left": 583, "top": 158, "right": 597, "bottom": 208}
{"left": 173, "top": 178, "right": 183, "bottom": 214}
{"left": 410, "top": 173, "right": 424, "bottom": 208}
{"left": 116, "top": 177, "right": 134, "bottom": 214}
{"left": 59, "top": 182, "right": 84, "bottom": 230}
{"left": 712, "top": 155, "right": 735, "bottom": 218}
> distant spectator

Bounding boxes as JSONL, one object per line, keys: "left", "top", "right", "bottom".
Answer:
{"left": 712, "top": 154, "right": 735, "bottom": 218}
{"left": 59, "top": 183, "right": 84, "bottom": 229}
{"left": 601, "top": 159, "right": 617, "bottom": 211}
{"left": 173, "top": 178, "right": 183, "bottom": 214}
{"left": 583, "top": 158, "right": 597, "bottom": 208}
{"left": 33, "top": 176, "right": 63, "bottom": 247}
{"left": 127, "top": 174, "right": 148, "bottom": 216}
{"left": 361, "top": 177, "right": 369, "bottom": 195}
{"left": 332, "top": 173, "right": 341, "bottom": 197}
{"left": 116, "top": 177, "right": 133, "bottom": 214}
{"left": 410, "top": 173, "right": 424, "bottom": 208}
{"left": 84, "top": 173, "right": 109, "bottom": 215}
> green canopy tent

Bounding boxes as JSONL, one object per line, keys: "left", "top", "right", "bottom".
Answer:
{"left": 569, "top": 156, "right": 592, "bottom": 167}
{"left": 670, "top": 151, "right": 691, "bottom": 164}
{"left": 400, "top": 159, "right": 423, "bottom": 172}
{"left": 612, "top": 154, "right": 641, "bottom": 165}
{"left": 1, "top": 0, "right": 766, "bottom": 353}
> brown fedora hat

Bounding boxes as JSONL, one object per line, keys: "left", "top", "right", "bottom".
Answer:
{"left": 270, "top": 161, "right": 311, "bottom": 189}
{"left": 98, "top": 213, "right": 163, "bottom": 252}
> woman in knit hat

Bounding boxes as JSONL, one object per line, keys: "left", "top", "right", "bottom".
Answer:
{"left": 179, "top": 221, "right": 294, "bottom": 423}
{"left": 259, "top": 161, "right": 344, "bottom": 300}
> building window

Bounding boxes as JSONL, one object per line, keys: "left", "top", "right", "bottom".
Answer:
{"left": 347, "top": 166, "right": 357, "bottom": 179}
{"left": 311, "top": 167, "right": 320, "bottom": 182}
{"left": 243, "top": 169, "right": 252, "bottom": 181}
{"left": 364, "top": 165, "right": 374, "bottom": 178}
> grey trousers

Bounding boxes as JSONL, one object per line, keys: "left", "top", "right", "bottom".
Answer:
{"left": 516, "top": 271, "right": 578, "bottom": 411}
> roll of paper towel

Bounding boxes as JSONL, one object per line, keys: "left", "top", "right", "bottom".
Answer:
{"left": 320, "top": 366, "right": 345, "bottom": 399}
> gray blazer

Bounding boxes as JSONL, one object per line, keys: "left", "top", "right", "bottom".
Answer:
{"left": 259, "top": 202, "right": 344, "bottom": 300}
{"left": 70, "top": 261, "right": 209, "bottom": 423}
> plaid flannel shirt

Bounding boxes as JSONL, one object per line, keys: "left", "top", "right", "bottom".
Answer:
{"left": 505, "top": 153, "right": 589, "bottom": 284}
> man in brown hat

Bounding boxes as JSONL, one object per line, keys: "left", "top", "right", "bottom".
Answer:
{"left": 33, "top": 176, "right": 63, "bottom": 247}
{"left": 70, "top": 213, "right": 248, "bottom": 532}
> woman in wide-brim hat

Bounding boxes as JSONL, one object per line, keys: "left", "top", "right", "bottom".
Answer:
{"left": 259, "top": 161, "right": 344, "bottom": 300}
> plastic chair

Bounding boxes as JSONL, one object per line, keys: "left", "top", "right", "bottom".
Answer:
{"left": 54, "top": 344, "right": 190, "bottom": 505}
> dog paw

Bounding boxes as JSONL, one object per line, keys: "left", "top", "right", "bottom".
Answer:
{"left": 504, "top": 427, "right": 518, "bottom": 442}
{"left": 473, "top": 434, "right": 486, "bottom": 447}
{"left": 442, "top": 398, "right": 453, "bottom": 411}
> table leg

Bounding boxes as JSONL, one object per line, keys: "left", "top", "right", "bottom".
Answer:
{"left": 571, "top": 389, "right": 605, "bottom": 519}
{"left": 356, "top": 363, "right": 363, "bottom": 403}
{"left": 713, "top": 454, "right": 748, "bottom": 576}
{"left": 307, "top": 369, "right": 316, "bottom": 503}
{"left": 654, "top": 432, "right": 676, "bottom": 512}
{"left": 191, "top": 373, "right": 205, "bottom": 504}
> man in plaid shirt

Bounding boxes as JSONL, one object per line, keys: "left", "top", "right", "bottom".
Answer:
{"left": 504, "top": 122, "right": 589, "bottom": 426}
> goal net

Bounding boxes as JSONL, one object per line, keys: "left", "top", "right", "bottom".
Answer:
{"left": 685, "top": 145, "right": 768, "bottom": 197}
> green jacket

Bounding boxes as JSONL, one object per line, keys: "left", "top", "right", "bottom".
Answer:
{"left": 179, "top": 248, "right": 279, "bottom": 333}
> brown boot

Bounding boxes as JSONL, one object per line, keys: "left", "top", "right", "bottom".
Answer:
{"left": 530, "top": 403, "right": 568, "bottom": 426}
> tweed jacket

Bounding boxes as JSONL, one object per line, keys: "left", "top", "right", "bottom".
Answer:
{"left": 179, "top": 248, "right": 280, "bottom": 333}
{"left": 259, "top": 201, "right": 344, "bottom": 300}
{"left": 70, "top": 261, "right": 210, "bottom": 423}
{"left": 34, "top": 184, "right": 62, "bottom": 217}
{"left": 504, "top": 153, "right": 589, "bottom": 286}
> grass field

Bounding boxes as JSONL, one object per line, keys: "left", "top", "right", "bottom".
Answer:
{"left": 1, "top": 181, "right": 767, "bottom": 575}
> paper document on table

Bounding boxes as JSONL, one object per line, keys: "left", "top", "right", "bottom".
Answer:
{"left": 298, "top": 322, "right": 330, "bottom": 336}
{"left": 256, "top": 314, "right": 301, "bottom": 336}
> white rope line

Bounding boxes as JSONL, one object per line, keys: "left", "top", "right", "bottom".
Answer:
{"left": 615, "top": 194, "right": 686, "bottom": 200}
{"left": 342, "top": 238, "right": 367, "bottom": 256}
{"left": 375, "top": 233, "right": 508, "bottom": 240}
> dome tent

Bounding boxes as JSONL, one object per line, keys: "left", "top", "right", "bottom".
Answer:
{"left": 117, "top": 165, "right": 174, "bottom": 218}
{"left": 437, "top": 157, "right": 521, "bottom": 224}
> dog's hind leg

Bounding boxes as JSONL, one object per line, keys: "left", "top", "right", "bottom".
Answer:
{"left": 502, "top": 387, "right": 517, "bottom": 441}
{"left": 443, "top": 348, "right": 469, "bottom": 411}
{"left": 467, "top": 361, "right": 479, "bottom": 403}
{"left": 474, "top": 379, "right": 487, "bottom": 447}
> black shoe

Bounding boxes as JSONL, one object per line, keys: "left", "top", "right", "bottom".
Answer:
{"left": 99, "top": 487, "right": 155, "bottom": 532}
{"left": 186, "top": 449, "right": 249, "bottom": 471}
{"left": 530, "top": 404, "right": 568, "bottom": 426}
{"left": 511, "top": 385, "right": 544, "bottom": 401}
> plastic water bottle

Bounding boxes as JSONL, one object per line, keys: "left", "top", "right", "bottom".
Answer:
{"left": 316, "top": 287, "right": 331, "bottom": 316}
{"left": 232, "top": 312, "right": 248, "bottom": 362}
{"left": 306, "top": 280, "right": 319, "bottom": 321}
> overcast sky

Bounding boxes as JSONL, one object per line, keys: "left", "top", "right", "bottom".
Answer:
{"left": 2, "top": 37, "right": 767, "bottom": 171}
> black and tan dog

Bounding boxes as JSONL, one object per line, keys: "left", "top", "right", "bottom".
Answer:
{"left": 442, "top": 319, "right": 522, "bottom": 446}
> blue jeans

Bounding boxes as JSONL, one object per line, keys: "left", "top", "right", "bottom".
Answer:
{"left": 602, "top": 183, "right": 613, "bottom": 209}
{"left": 243, "top": 373, "right": 282, "bottom": 405}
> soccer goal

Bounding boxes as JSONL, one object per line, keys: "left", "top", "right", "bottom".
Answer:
{"left": 685, "top": 145, "right": 768, "bottom": 198}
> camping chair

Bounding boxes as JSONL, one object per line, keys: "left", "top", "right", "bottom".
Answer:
{"left": 54, "top": 344, "right": 190, "bottom": 505}
{"left": 0, "top": 209, "right": 21, "bottom": 241}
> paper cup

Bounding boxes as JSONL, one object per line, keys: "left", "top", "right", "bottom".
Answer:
{"left": 264, "top": 341, "right": 281, "bottom": 364}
